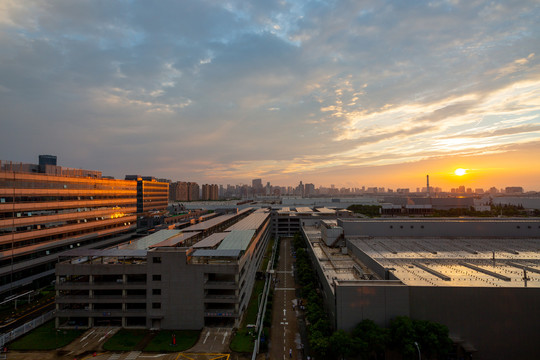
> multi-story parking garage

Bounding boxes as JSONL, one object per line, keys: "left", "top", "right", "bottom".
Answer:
{"left": 55, "top": 209, "right": 271, "bottom": 330}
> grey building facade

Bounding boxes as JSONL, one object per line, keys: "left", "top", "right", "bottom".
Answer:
{"left": 302, "top": 218, "right": 540, "bottom": 359}
{"left": 55, "top": 210, "right": 271, "bottom": 330}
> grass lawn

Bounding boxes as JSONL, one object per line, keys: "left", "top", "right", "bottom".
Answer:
{"left": 260, "top": 238, "right": 275, "bottom": 272}
{"left": 8, "top": 320, "right": 85, "bottom": 350}
{"left": 144, "top": 330, "right": 199, "bottom": 352}
{"left": 102, "top": 329, "right": 148, "bottom": 351}
{"left": 243, "top": 280, "right": 264, "bottom": 327}
{"left": 229, "top": 328, "right": 255, "bottom": 353}
{"left": 229, "top": 279, "right": 264, "bottom": 353}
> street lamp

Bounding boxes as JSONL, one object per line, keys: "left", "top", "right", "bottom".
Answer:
{"left": 414, "top": 341, "right": 421, "bottom": 360}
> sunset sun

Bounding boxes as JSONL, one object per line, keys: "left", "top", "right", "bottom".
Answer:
{"left": 454, "top": 168, "right": 467, "bottom": 176}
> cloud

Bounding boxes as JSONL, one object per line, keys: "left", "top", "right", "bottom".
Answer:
{"left": 0, "top": 0, "right": 539, "bottom": 188}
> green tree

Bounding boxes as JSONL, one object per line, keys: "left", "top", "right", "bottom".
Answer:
{"left": 352, "top": 319, "right": 389, "bottom": 359}
{"left": 347, "top": 204, "right": 382, "bottom": 217}
{"left": 329, "top": 330, "right": 354, "bottom": 359}
{"left": 413, "top": 319, "right": 452, "bottom": 359}
{"left": 389, "top": 316, "right": 417, "bottom": 359}
{"left": 310, "top": 330, "right": 330, "bottom": 358}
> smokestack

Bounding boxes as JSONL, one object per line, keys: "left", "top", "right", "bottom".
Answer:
{"left": 426, "top": 174, "right": 430, "bottom": 197}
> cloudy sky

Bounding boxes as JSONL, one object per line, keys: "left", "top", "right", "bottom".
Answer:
{"left": 1, "top": 0, "right": 539, "bottom": 190}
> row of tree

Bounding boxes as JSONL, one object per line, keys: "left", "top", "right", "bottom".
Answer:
{"left": 432, "top": 204, "right": 538, "bottom": 217}
{"left": 292, "top": 233, "right": 453, "bottom": 359}
{"left": 346, "top": 204, "right": 382, "bottom": 217}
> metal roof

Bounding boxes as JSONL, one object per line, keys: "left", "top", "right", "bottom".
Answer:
{"left": 191, "top": 249, "right": 242, "bottom": 258}
{"left": 349, "top": 237, "right": 540, "bottom": 288}
{"left": 316, "top": 207, "right": 336, "bottom": 214}
{"left": 192, "top": 232, "right": 228, "bottom": 249}
{"left": 182, "top": 213, "right": 238, "bottom": 231}
{"left": 150, "top": 231, "right": 200, "bottom": 248}
{"left": 120, "top": 230, "right": 183, "bottom": 250}
{"left": 217, "top": 230, "right": 256, "bottom": 251}
{"left": 225, "top": 213, "right": 269, "bottom": 231}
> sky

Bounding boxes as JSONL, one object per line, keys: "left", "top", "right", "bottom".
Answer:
{"left": 1, "top": 0, "right": 540, "bottom": 191}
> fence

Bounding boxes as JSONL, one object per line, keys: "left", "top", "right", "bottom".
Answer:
{"left": 0, "top": 310, "right": 55, "bottom": 348}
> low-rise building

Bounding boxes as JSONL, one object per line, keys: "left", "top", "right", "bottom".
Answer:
{"left": 301, "top": 218, "right": 540, "bottom": 360}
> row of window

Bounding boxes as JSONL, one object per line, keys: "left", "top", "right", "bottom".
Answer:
{"left": 0, "top": 180, "right": 136, "bottom": 191}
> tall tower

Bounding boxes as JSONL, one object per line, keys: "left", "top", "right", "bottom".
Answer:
{"left": 426, "top": 174, "right": 430, "bottom": 197}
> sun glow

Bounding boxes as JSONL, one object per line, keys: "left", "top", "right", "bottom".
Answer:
{"left": 454, "top": 168, "right": 467, "bottom": 176}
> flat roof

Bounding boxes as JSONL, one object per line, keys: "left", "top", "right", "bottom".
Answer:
{"left": 218, "top": 230, "right": 256, "bottom": 251}
{"left": 182, "top": 213, "right": 238, "bottom": 231}
{"left": 339, "top": 218, "right": 540, "bottom": 224}
{"left": 316, "top": 207, "right": 336, "bottom": 214}
{"left": 192, "top": 232, "right": 228, "bottom": 249}
{"left": 225, "top": 212, "right": 269, "bottom": 231}
{"left": 349, "top": 238, "right": 540, "bottom": 288}
{"left": 120, "top": 230, "right": 183, "bottom": 250}
{"left": 296, "top": 207, "right": 314, "bottom": 213}
{"left": 150, "top": 231, "right": 200, "bottom": 248}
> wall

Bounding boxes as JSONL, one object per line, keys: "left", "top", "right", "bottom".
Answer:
{"left": 339, "top": 219, "right": 540, "bottom": 238}
{"left": 410, "top": 286, "right": 540, "bottom": 360}
{"left": 335, "top": 282, "right": 409, "bottom": 331}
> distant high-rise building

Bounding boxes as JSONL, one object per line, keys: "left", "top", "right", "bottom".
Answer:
{"left": 188, "top": 182, "right": 200, "bottom": 201}
{"left": 506, "top": 186, "right": 524, "bottom": 194}
{"left": 252, "top": 178, "right": 263, "bottom": 195}
{"left": 201, "top": 184, "right": 219, "bottom": 200}
{"left": 304, "top": 183, "right": 315, "bottom": 197}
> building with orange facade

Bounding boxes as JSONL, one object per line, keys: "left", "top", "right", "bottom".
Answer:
{"left": 0, "top": 157, "right": 138, "bottom": 298}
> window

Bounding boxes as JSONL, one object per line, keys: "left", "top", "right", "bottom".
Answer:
{"left": 152, "top": 302, "right": 161, "bottom": 309}
{"left": 152, "top": 274, "right": 161, "bottom": 281}
{"left": 153, "top": 257, "right": 161, "bottom": 264}
{"left": 152, "top": 289, "right": 161, "bottom": 295}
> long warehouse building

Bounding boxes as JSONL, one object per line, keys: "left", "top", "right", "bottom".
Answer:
{"left": 302, "top": 218, "right": 540, "bottom": 360}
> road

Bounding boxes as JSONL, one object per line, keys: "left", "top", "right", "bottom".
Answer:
{"left": 269, "top": 237, "right": 303, "bottom": 360}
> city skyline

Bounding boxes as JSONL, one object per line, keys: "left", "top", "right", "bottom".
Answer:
{"left": 1, "top": 1, "right": 539, "bottom": 190}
